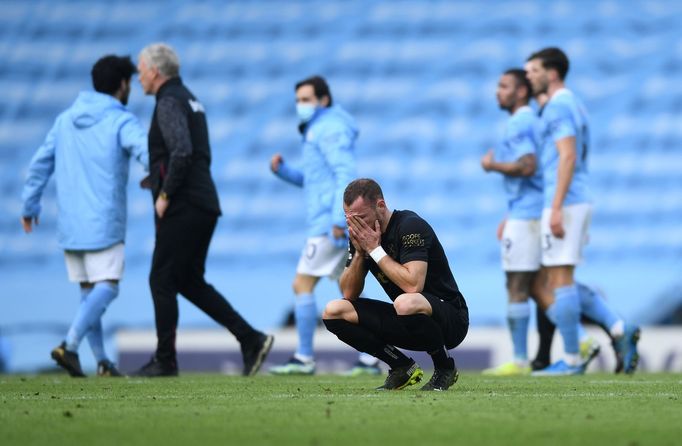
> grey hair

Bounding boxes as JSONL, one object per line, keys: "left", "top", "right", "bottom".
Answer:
{"left": 139, "top": 43, "right": 180, "bottom": 78}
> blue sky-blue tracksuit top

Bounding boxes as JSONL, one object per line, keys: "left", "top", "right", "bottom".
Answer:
{"left": 276, "top": 105, "right": 358, "bottom": 237}
{"left": 21, "top": 91, "right": 148, "bottom": 250}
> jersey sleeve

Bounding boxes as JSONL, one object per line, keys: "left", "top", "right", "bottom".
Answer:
{"left": 119, "top": 113, "right": 149, "bottom": 172}
{"left": 545, "top": 102, "right": 576, "bottom": 142}
{"left": 21, "top": 119, "right": 58, "bottom": 217}
{"left": 274, "top": 160, "right": 304, "bottom": 187}
{"left": 397, "top": 216, "right": 431, "bottom": 264}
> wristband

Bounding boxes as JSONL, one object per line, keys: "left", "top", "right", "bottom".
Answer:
{"left": 369, "top": 246, "right": 387, "bottom": 264}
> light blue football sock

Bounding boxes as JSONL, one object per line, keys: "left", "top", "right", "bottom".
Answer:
{"left": 545, "top": 285, "right": 581, "bottom": 356}
{"left": 77, "top": 287, "right": 107, "bottom": 362}
{"left": 294, "top": 293, "right": 317, "bottom": 359}
{"left": 507, "top": 301, "right": 530, "bottom": 362}
{"left": 86, "top": 318, "right": 107, "bottom": 363}
{"left": 577, "top": 282, "right": 621, "bottom": 333}
{"left": 578, "top": 323, "right": 588, "bottom": 342}
{"left": 65, "top": 282, "right": 119, "bottom": 352}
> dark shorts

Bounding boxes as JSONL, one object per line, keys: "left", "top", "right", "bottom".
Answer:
{"left": 350, "top": 293, "right": 469, "bottom": 350}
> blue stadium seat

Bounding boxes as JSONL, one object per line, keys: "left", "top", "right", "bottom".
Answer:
{"left": 1, "top": 0, "right": 681, "bottom": 344}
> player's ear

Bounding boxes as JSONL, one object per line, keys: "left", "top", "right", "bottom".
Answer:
{"left": 320, "top": 95, "right": 330, "bottom": 107}
{"left": 150, "top": 65, "right": 160, "bottom": 80}
{"left": 548, "top": 68, "right": 559, "bottom": 83}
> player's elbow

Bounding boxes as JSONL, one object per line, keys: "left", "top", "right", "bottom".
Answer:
{"left": 520, "top": 163, "right": 536, "bottom": 177}
{"left": 401, "top": 282, "right": 423, "bottom": 294}
{"left": 518, "top": 154, "right": 537, "bottom": 177}
{"left": 402, "top": 286, "right": 420, "bottom": 294}
{"left": 559, "top": 147, "right": 577, "bottom": 164}
{"left": 339, "top": 281, "right": 360, "bottom": 301}
{"left": 342, "top": 289, "right": 360, "bottom": 301}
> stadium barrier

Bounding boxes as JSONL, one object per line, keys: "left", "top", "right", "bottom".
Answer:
{"left": 116, "top": 326, "right": 682, "bottom": 374}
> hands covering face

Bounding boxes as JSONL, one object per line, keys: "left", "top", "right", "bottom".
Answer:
{"left": 346, "top": 214, "right": 381, "bottom": 255}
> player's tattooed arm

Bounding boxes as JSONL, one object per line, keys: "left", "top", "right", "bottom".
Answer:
{"left": 482, "top": 151, "right": 536, "bottom": 177}
{"left": 516, "top": 154, "right": 537, "bottom": 177}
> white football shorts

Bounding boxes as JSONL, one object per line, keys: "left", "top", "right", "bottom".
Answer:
{"left": 64, "top": 242, "right": 125, "bottom": 283}
{"left": 501, "top": 218, "right": 542, "bottom": 272}
{"left": 296, "top": 236, "right": 347, "bottom": 280}
{"left": 541, "top": 203, "right": 592, "bottom": 267}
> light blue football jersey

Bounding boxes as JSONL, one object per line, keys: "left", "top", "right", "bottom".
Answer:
{"left": 539, "top": 88, "right": 591, "bottom": 207}
{"left": 495, "top": 105, "right": 544, "bottom": 219}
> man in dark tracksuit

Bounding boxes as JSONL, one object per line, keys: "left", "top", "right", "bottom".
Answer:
{"left": 134, "top": 43, "right": 273, "bottom": 377}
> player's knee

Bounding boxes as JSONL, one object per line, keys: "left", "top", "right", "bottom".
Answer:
{"left": 506, "top": 273, "right": 531, "bottom": 299}
{"left": 547, "top": 267, "right": 574, "bottom": 290}
{"left": 505, "top": 280, "right": 525, "bottom": 298}
{"left": 177, "top": 282, "right": 195, "bottom": 298}
{"left": 393, "top": 294, "right": 418, "bottom": 315}
{"left": 292, "top": 276, "right": 313, "bottom": 295}
{"left": 530, "top": 280, "right": 543, "bottom": 300}
{"left": 530, "top": 282, "right": 551, "bottom": 309}
{"left": 322, "top": 300, "right": 350, "bottom": 320}
{"left": 149, "top": 270, "right": 179, "bottom": 297}
{"left": 322, "top": 300, "right": 344, "bottom": 319}
{"left": 508, "top": 289, "right": 528, "bottom": 303}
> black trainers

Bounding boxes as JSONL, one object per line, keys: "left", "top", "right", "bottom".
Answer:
{"left": 421, "top": 359, "right": 459, "bottom": 391}
{"left": 531, "top": 358, "right": 550, "bottom": 371}
{"left": 376, "top": 360, "right": 423, "bottom": 390}
{"left": 97, "top": 360, "right": 124, "bottom": 377}
{"left": 51, "top": 342, "right": 85, "bottom": 377}
{"left": 241, "top": 333, "right": 274, "bottom": 376}
{"left": 132, "top": 356, "right": 178, "bottom": 377}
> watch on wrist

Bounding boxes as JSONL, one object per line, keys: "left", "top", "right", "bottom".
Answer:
{"left": 159, "top": 191, "right": 168, "bottom": 200}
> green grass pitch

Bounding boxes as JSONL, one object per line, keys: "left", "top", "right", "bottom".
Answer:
{"left": 1, "top": 373, "right": 680, "bottom": 446}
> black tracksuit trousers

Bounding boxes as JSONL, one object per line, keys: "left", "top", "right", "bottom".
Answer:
{"left": 149, "top": 201, "right": 257, "bottom": 362}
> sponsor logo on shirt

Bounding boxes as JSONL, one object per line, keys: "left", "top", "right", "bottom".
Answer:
{"left": 401, "top": 233, "right": 424, "bottom": 248}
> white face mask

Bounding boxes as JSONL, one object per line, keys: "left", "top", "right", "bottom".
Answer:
{"left": 296, "top": 103, "right": 316, "bottom": 123}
